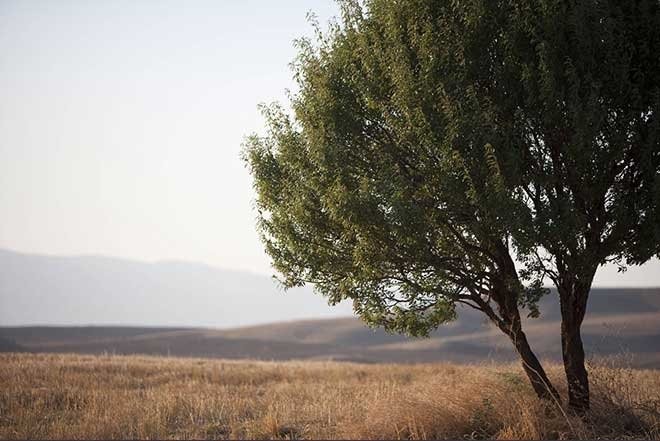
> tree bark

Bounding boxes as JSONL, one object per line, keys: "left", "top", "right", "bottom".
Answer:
{"left": 510, "top": 327, "right": 561, "bottom": 402}
{"left": 486, "top": 241, "right": 561, "bottom": 404}
{"left": 478, "top": 294, "right": 561, "bottom": 403}
{"left": 558, "top": 282, "right": 591, "bottom": 413}
{"left": 561, "top": 317, "right": 589, "bottom": 412}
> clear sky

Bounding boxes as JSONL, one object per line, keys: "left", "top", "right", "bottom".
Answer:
{"left": 1, "top": 0, "right": 659, "bottom": 286}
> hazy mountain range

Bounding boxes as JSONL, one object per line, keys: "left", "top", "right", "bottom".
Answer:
{"left": 1, "top": 248, "right": 659, "bottom": 366}
{"left": 0, "top": 248, "right": 353, "bottom": 328}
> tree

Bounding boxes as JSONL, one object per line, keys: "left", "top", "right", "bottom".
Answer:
{"left": 244, "top": 0, "right": 660, "bottom": 412}
{"left": 479, "top": 0, "right": 660, "bottom": 412}
{"left": 243, "top": 0, "right": 561, "bottom": 402}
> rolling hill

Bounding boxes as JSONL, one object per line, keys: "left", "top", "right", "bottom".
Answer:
{"left": 2, "top": 289, "right": 659, "bottom": 366}
{"left": 1, "top": 248, "right": 659, "bottom": 366}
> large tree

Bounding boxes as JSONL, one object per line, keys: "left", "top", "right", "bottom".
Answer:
{"left": 244, "top": 0, "right": 660, "bottom": 412}
{"left": 244, "top": 1, "right": 561, "bottom": 402}
{"left": 482, "top": 0, "right": 660, "bottom": 412}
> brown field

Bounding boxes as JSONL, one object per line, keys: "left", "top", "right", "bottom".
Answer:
{"left": 1, "top": 353, "right": 659, "bottom": 440}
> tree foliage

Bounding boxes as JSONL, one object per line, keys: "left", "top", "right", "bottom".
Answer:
{"left": 485, "top": 0, "right": 660, "bottom": 277}
{"left": 468, "top": 0, "right": 660, "bottom": 411}
{"left": 244, "top": 1, "right": 550, "bottom": 338}
{"left": 243, "top": 0, "right": 660, "bottom": 409}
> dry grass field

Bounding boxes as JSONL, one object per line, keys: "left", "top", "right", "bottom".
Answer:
{"left": 1, "top": 353, "right": 659, "bottom": 440}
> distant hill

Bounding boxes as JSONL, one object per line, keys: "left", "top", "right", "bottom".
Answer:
{"left": 0, "top": 248, "right": 353, "bottom": 328}
{"left": 1, "top": 248, "right": 659, "bottom": 366}
{"left": 2, "top": 289, "right": 659, "bottom": 367}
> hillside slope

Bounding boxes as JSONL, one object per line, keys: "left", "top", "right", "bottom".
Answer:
{"left": 2, "top": 289, "right": 659, "bottom": 366}
{"left": 2, "top": 248, "right": 658, "bottom": 366}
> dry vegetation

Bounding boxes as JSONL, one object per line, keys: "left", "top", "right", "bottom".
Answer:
{"left": 1, "top": 353, "right": 659, "bottom": 440}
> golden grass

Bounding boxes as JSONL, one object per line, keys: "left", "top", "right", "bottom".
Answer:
{"left": 0, "top": 353, "right": 658, "bottom": 439}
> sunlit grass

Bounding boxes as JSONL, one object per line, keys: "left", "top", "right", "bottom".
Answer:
{"left": 0, "top": 353, "right": 658, "bottom": 439}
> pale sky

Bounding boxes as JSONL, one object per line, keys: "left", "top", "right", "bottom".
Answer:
{"left": 1, "top": 0, "right": 659, "bottom": 286}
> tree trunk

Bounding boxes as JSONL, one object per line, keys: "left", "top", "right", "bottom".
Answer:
{"left": 510, "top": 327, "right": 561, "bottom": 403}
{"left": 558, "top": 283, "right": 591, "bottom": 413}
{"left": 482, "top": 298, "right": 561, "bottom": 403}
{"left": 486, "top": 241, "right": 561, "bottom": 404}
{"left": 561, "top": 318, "right": 589, "bottom": 412}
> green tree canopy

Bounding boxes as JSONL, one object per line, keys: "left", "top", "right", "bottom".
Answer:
{"left": 468, "top": 0, "right": 660, "bottom": 411}
{"left": 244, "top": 0, "right": 560, "bottom": 401}
{"left": 244, "top": 0, "right": 660, "bottom": 411}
